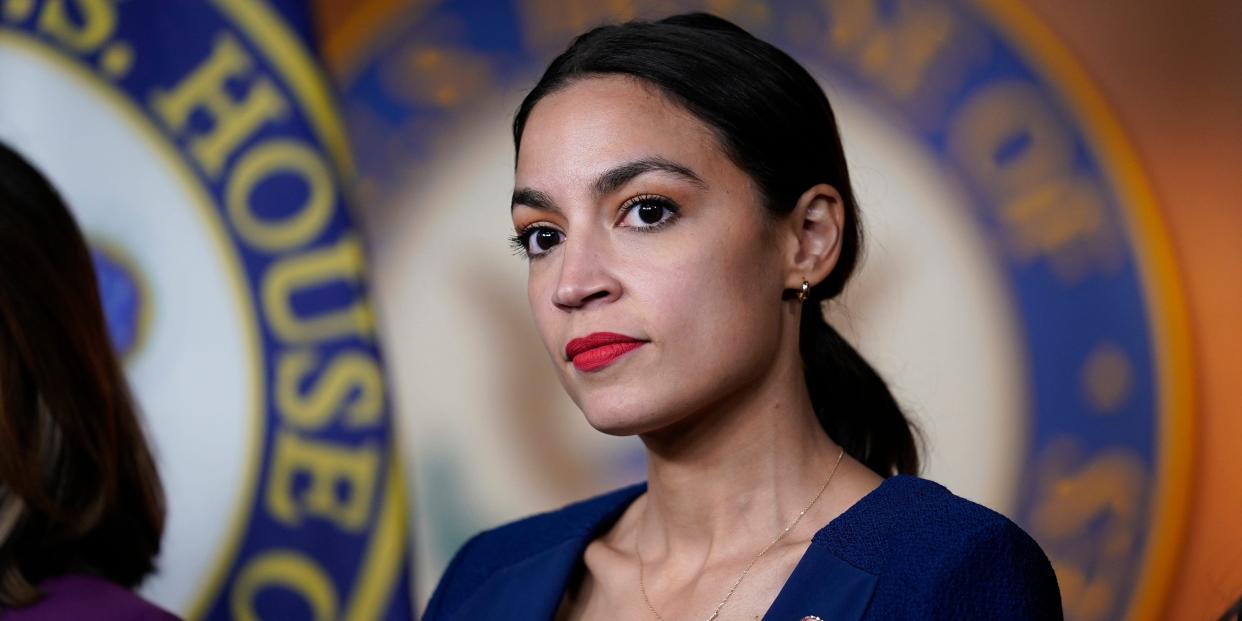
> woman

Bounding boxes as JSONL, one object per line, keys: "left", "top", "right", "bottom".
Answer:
{"left": 426, "top": 13, "right": 1061, "bottom": 620}
{"left": 0, "top": 141, "right": 178, "bottom": 619}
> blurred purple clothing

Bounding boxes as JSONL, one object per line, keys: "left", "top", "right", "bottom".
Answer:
{"left": 1, "top": 575, "right": 180, "bottom": 621}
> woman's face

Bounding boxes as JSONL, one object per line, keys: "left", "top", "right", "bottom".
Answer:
{"left": 512, "top": 76, "right": 794, "bottom": 435}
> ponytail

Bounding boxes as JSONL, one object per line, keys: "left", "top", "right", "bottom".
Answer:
{"left": 800, "top": 304, "right": 920, "bottom": 477}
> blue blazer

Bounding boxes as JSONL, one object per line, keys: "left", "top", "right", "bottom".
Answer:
{"left": 425, "top": 476, "right": 1062, "bottom": 620}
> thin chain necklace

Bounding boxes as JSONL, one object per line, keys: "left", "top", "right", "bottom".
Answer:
{"left": 635, "top": 447, "right": 846, "bottom": 621}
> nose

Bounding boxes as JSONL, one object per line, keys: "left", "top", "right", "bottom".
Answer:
{"left": 551, "top": 234, "right": 620, "bottom": 311}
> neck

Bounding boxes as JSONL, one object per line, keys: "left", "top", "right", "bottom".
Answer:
{"left": 635, "top": 344, "right": 844, "bottom": 560}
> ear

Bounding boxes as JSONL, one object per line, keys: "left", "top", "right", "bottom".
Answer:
{"left": 783, "top": 183, "right": 845, "bottom": 291}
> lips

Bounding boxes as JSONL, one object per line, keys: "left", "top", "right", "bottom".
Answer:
{"left": 564, "top": 332, "right": 647, "bottom": 373}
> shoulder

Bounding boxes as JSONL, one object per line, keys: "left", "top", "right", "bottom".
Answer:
{"left": 424, "top": 483, "right": 645, "bottom": 619}
{"left": 822, "top": 475, "right": 1049, "bottom": 569}
{"left": 3, "top": 574, "right": 181, "bottom": 621}
{"left": 821, "top": 476, "right": 1062, "bottom": 619}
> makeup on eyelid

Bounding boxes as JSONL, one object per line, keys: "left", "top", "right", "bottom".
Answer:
{"left": 509, "top": 194, "right": 682, "bottom": 258}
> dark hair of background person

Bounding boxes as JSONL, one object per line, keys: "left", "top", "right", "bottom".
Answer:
{"left": 512, "top": 12, "right": 920, "bottom": 477}
{"left": 0, "top": 141, "right": 166, "bottom": 606}
{"left": 1220, "top": 594, "right": 1242, "bottom": 621}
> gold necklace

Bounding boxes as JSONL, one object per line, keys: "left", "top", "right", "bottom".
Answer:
{"left": 635, "top": 447, "right": 846, "bottom": 621}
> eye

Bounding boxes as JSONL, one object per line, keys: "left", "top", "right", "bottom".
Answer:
{"left": 510, "top": 226, "right": 564, "bottom": 258}
{"left": 619, "top": 195, "right": 679, "bottom": 229}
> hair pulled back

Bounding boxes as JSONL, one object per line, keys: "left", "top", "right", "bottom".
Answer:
{"left": 513, "top": 13, "right": 919, "bottom": 476}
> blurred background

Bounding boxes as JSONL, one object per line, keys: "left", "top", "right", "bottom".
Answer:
{"left": 1, "top": 1, "right": 1238, "bottom": 620}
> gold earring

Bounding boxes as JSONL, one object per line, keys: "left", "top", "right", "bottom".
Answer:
{"left": 797, "top": 279, "right": 809, "bottom": 302}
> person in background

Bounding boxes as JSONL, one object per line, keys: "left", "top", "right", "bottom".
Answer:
{"left": 1222, "top": 594, "right": 1242, "bottom": 621}
{"left": 0, "top": 141, "right": 178, "bottom": 620}
{"left": 426, "top": 12, "right": 1061, "bottom": 620}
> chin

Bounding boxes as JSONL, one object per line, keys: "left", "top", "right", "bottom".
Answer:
{"left": 570, "top": 387, "right": 669, "bottom": 437}
{"left": 577, "top": 403, "right": 656, "bottom": 437}
{"left": 574, "top": 386, "right": 702, "bottom": 438}
{"left": 582, "top": 416, "right": 649, "bottom": 437}
{"left": 559, "top": 354, "right": 714, "bottom": 437}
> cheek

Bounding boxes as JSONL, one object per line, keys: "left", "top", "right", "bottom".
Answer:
{"left": 526, "top": 265, "right": 562, "bottom": 355}
{"left": 632, "top": 226, "right": 783, "bottom": 354}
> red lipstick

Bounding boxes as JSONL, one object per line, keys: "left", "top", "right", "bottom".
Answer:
{"left": 565, "top": 332, "right": 647, "bottom": 373}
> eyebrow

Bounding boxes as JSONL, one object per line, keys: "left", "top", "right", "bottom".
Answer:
{"left": 511, "top": 187, "right": 559, "bottom": 214}
{"left": 511, "top": 156, "right": 706, "bottom": 212}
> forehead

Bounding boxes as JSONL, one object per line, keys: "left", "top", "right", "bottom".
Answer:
{"left": 515, "top": 76, "right": 730, "bottom": 189}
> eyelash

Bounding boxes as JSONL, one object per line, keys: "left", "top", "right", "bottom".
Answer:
{"left": 508, "top": 227, "right": 543, "bottom": 257}
{"left": 509, "top": 194, "right": 681, "bottom": 260}
{"left": 618, "top": 194, "right": 680, "bottom": 232}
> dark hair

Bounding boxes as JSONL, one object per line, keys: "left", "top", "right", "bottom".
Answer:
{"left": 1221, "top": 594, "right": 1242, "bottom": 621}
{"left": 0, "top": 141, "right": 166, "bottom": 605}
{"left": 513, "top": 12, "right": 919, "bottom": 476}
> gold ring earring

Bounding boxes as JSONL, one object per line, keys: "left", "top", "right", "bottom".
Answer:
{"left": 797, "top": 279, "right": 809, "bottom": 303}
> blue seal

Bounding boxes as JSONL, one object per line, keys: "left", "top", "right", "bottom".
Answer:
{"left": 338, "top": 2, "right": 1192, "bottom": 620}
{"left": 0, "top": 1, "right": 411, "bottom": 620}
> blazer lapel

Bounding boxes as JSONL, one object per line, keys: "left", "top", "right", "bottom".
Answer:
{"left": 761, "top": 540, "right": 877, "bottom": 621}
{"left": 447, "top": 536, "right": 587, "bottom": 620}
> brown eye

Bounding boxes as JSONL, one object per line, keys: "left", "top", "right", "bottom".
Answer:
{"left": 526, "top": 227, "right": 563, "bottom": 256}
{"left": 637, "top": 203, "right": 664, "bottom": 224}
{"left": 620, "top": 196, "right": 679, "bottom": 229}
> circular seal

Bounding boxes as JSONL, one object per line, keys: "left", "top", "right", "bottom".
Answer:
{"left": 0, "top": 2, "right": 408, "bottom": 620}
{"left": 336, "top": 1, "right": 1192, "bottom": 619}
